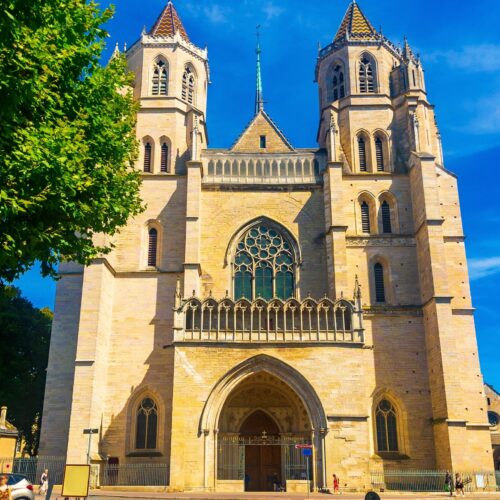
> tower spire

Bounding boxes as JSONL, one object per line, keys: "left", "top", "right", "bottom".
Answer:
{"left": 255, "top": 25, "right": 264, "bottom": 115}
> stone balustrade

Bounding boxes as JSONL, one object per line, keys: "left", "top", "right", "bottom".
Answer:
{"left": 201, "top": 150, "right": 326, "bottom": 186}
{"left": 173, "top": 295, "right": 364, "bottom": 344}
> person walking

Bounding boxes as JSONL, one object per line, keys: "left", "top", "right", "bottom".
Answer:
{"left": 0, "top": 475, "right": 12, "bottom": 500}
{"left": 39, "top": 469, "right": 49, "bottom": 496}
{"left": 455, "top": 473, "right": 465, "bottom": 496}
{"left": 444, "top": 471, "right": 453, "bottom": 496}
{"left": 333, "top": 473, "right": 340, "bottom": 494}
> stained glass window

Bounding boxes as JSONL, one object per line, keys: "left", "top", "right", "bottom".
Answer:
{"left": 136, "top": 398, "right": 158, "bottom": 450}
{"left": 233, "top": 224, "right": 295, "bottom": 300}
{"left": 376, "top": 399, "right": 398, "bottom": 452}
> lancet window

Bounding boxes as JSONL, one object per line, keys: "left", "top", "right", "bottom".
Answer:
{"left": 135, "top": 398, "right": 158, "bottom": 450}
{"left": 359, "top": 56, "right": 375, "bottom": 93}
{"left": 234, "top": 224, "right": 295, "bottom": 300}
{"left": 332, "top": 65, "right": 345, "bottom": 101}
{"left": 151, "top": 59, "right": 168, "bottom": 96}
{"left": 375, "top": 399, "right": 398, "bottom": 452}
{"left": 182, "top": 65, "right": 195, "bottom": 105}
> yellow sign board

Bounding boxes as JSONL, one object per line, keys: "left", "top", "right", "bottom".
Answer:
{"left": 61, "top": 464, "right": 91, "bottom": 498}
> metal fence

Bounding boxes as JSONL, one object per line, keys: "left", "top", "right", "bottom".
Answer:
{"left": 100, "top": 463, "right": 169, "bottom": 486}
{"left": 0, "top": 456, "right": 65, "bottom": 485}
{"left": 371, "top": 470, "right": 500, "bottom": 492}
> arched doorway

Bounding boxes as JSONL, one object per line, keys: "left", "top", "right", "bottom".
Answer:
{"left": 199, "top": 355, "right": 327, "bottom": 491}
{"left": 240, "top": 410, "right": 281, "bottom": 491}
{"left": 217, "top": 371, "right": 313, "bottom": 491}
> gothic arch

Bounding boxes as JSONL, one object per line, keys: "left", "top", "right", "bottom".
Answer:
{"left": 198, "top": 354, "right": 327, "bottom": 435}
{"left": 223, "top": 216, "right": 302, "bottom": 267}
{"left": 370, "top": 388, "right": 409, "bottom": 455}
{"left": 358, "top": 51, "right": 378, "bottom": 93}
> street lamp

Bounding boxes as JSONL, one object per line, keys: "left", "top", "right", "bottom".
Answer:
{"left": 83, "top": 428, "right": 99, "bottom": 464}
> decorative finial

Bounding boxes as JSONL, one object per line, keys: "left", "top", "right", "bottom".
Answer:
{"left": 123, "top": 42, "right": 127, "bottom": 52}
{"left": 142, "top": 25, "right": 147, "bottom": 36}
{"left": 255, "top": 24, "right": 264, "bottom": 115}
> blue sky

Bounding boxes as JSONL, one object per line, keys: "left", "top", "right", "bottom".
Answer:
{"left": 15, "top": 0, "right": 500, "bottom": 387}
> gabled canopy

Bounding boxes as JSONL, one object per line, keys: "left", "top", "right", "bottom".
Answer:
{"left": 149, "top": 1, "right": 190, "bottom": 41}
{"left": 334, "top": 1, "right": 377, "bottom": 42}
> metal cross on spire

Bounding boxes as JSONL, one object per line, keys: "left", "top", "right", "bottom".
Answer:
{"left": 255, "top": 24, "right": 264, "bottom": 115}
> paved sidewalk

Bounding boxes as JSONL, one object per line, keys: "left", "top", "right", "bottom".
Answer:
{"left": 36, "top": 491, "right": 500, "bottom": 500}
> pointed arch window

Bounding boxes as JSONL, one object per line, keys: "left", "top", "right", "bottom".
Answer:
{"left": 361, "top": 201, "right": 371, "bottom": 233}
{"left": 135, "top": 398, "right": 158, "bottom": 450}
{"left": 182, "top": 66, "right": 196, "bottom": 105}
{"left": 332, "top": 65, "right": 345, "bottom": 101}
{"left": 152, "top": 60, "right": 168, "bottom": 96}
{"left": 381, "top": 201, "right": 392, "bottom": 234}
{"left": 144, "top": 142, "right": 152, "bottom": 173}
{"left": 160, "top": 142, "right": 169, "bottom": 173}
{"left": 358, "top": 137, "right": 367, "bottom": 172}
{"left": 376, "top": 399, "right": 398, "bottom": 452}
{"left": 375, "top": 137, "right": 385, "bottom": 172}
{"left": 148, "top": 228, "right": 158, "bottom": 267}
{"left": 359, "top": 56, "right": 375, "bottom": 93}
{"left": 233, "top": 224, "right": 296, "bottom": 300}
{"left": 374, "top": 263, "right": 386, "bottom": 302}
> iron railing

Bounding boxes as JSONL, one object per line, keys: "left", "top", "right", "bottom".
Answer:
{"left": 0, "top": 456, "right": 65, "bottom": 485}
{"left": 100, "top": 463, "right": 169, "bottom": 486}
{"left": 371, "top": 470, "right": 500, "bottom": 492}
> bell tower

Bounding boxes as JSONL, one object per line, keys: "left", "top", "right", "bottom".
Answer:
{"left": 125, "top": 1, "right": 209, "bottom": 175}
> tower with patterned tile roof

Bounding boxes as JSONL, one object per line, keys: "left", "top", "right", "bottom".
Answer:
{"left": 317, "top": 0, "right": 493, "bottom": 472}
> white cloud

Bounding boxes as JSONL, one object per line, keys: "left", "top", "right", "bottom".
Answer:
{"left": 426, "top": 44, "right": 500, "bottom": 72}
{"left": 263, "top": 2, "right": 285, "bottom": 22}
{"left": 203, "top": 4, "right": 229, "bottom": 24}
{"left": 468, "top": 256, "right": 500, "bottom": 280}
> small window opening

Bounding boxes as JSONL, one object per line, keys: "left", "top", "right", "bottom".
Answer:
{"left": 375, "top": 137, "right": 384, "bottom": 172}
{"left": 144, "top": 143, "right": 152, "bottom": 173}
{"left": 381, "top": 201, "right": 392, "bottom": 234}
{"left": 160, "top": 143, "right": 169, "bottom": 173}
{"left": 361, "top": 201, "right": 371, "bottom": 233}
{"left": 260, "top": 135, "right": 267, "bottom": 149}
{"left": 374, "top": 263, "right": 386, "bottom": 302}
{"left": 358, "top": 137, "right": 367, "bottom": 172}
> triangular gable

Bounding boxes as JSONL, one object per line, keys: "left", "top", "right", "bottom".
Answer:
{"left": 231, "top": 111, "right": 294, "bottom": 153}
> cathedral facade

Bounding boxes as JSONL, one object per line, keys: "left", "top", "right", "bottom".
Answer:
{"left": 39, "top": 1, "right": 495, "bottom": 492}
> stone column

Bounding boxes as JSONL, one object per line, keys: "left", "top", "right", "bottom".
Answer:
{"left": 65, "top": 259, "right": 115, "bottom": 463}
{"left": 323, "top": 162, "right": 348, "bottom": 298}
{"left": 184, "top": 160, "right": 202, "bottom": 297}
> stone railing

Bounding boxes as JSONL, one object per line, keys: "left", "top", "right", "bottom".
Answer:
{"left": 173, "top": 295, "right": 364, "bottom": 344}
{"left": 200, "top": 150, "right": 326, "bottom": 186}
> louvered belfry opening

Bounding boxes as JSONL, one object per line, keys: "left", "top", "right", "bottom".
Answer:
{"left": 148, "top": 228, "right": 158, "bottom": 267}
{"left": 161, "top": 143, "right": 169, "bottom": 172}
{"left": 361, "top": 201, "right": 371, "bottom": 233}
{"left": 375, "top": 137, "right": 384, "bottom": 171}
{"left": 359, "top": 57, "right": 375, "bottom": 93}
{"left": 152, "top": 60, "right": 168, "bottom": 96}
{"left": 144, "top": 143, "right": 152, "bottom": 172}
{"left": 374, "top": 263, "right": 386, "bottom": 302}
{"left": 381, "top": 201, "right": 392, "bottom": 233}
{"left": 358, "top": 137, "right": 367, "bottom": 171}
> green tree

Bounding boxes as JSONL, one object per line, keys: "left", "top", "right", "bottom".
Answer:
{"left": 0, "top": 0, "right": 143, "bottom": 282}
{"left": 0, "top": 286, "right": 52, "bottom": 456}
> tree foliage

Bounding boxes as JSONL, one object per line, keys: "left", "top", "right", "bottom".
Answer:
{"left": 0, "top": 0, "right": 143, "bottom": 282}
{"left": 0, "top": 285, "right": 52, "bottom": 456}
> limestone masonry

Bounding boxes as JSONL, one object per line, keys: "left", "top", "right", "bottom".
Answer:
{"left": 39, "top": 1, "right": 496, "bottom": 492}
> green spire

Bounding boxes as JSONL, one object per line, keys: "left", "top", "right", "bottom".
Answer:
{"left": 255, "top": 25, "right": 264, "bottom": 115}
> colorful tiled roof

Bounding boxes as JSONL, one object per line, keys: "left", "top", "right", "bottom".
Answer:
{"left": 334, "top": 1, "right": 377, "bottom": 42}
{"left": 149, "top": 1, "right": 190, "bottom": 41}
